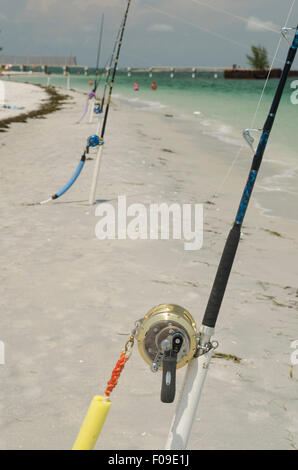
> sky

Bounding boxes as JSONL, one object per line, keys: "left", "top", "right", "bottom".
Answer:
{"left": 0, "top": 0, "right": 297, "bottom": 68}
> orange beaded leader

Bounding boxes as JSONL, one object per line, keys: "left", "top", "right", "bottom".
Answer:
{"left": 104, "top": 332, "right": 135, "bottom": 397}
{"left": 104, "top": 352, "right": 129, "bottom": 397}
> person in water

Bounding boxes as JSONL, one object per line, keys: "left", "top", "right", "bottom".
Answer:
{"left": 134, "top": 80, "right": 139, "bottom": 91}
{"left": 151, "top": 80, "right": 157, "bottom": 90}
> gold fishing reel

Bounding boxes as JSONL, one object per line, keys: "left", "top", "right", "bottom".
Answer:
{"left": 136, "top": 304, "right": 198, "bottom": 403}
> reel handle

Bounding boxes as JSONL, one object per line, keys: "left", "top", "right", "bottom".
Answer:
{"left": 161, "top": 332, "right": 183, "bottom": 403}
{"left": 161, "top": 350, "right": 177, "bottom": 403}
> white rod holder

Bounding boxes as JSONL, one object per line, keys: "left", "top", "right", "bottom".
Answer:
{"left": 96, "top": 116, "right": 102, "bottom": 137}
{"left": 165, "top": 348, "right": 214, "bottom": 450}
{"left": 89, "top": 97, "right": 95, "bottom": 124}
{"left": 89, "top": 145, "right": 104, "bottom": 205}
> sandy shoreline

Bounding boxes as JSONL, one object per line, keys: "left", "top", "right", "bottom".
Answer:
{"left": 0, "top": 82, "right": 297, "bottom": 450}
{"left": 0, "top": 81, "right": 47, "bottom": 120}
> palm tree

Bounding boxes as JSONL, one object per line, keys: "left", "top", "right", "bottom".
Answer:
{"left": 247, "top": 45, "right": 269, "bottom": 69}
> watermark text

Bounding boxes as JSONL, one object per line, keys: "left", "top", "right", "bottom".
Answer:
{"left": 95, "top": 196, "right": 203, "bottom": 251}
{"left": 290, "top": 80, "right": 298, "bottom": 104}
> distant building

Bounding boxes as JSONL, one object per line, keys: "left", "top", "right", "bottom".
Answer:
{"left": 0, "top": 55, "right": 77, "bottom": 66}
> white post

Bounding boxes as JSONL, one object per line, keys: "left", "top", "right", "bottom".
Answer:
{"left": 47, "top": 76, "right": 51, "bottom": 87}
{"left": 165, "top": 348, "right": 214, "bottom": 450}
{"left": 89, "top": 145, "right": 104, "bottom": 205}
{"left": 89, "top": 98, "right": 94, "bottom": 124}
{"left": 96, "top": 116, "right": 102, "bottom": 136}
{"left": 67, "top": 75, "right": 70, "bottom": 90}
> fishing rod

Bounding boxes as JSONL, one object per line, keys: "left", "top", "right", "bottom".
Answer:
{"left": 100, "top": 19, "right": 124, "bottom": 111}
{"left": 77, "top": 14, "right": 105, "bottom": 124}
{"left": 162, "top": 25, "right": 298, "bottom": 449}
{"left": 39, "top": 3, "right": 131, "bottom": 205}
{"left": 92, "top": 17, "right": 124, "bottom": 135}
{"left": 72, "top": 17, "right": 298, "bottom": 454}
{"left": 89, "top": 0, "right": 132, "bottom": 205}
{"left": 85, "top": 23, "right": 298, "bottom": 449}
{"left": 88, "top": 14, "right": 105, "bottom": 124}
{"left": 91, "top": 18, "right": 125, "bottom": 137}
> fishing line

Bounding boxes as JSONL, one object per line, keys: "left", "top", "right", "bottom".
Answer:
{"left": 160, "top": 0, "right": 297, "bottom": 298}
{"left": 212, "top": 0, "right": 296, "bottom": 198}
{"left": 190, "top": 0, "right": 280, "bottom": 34}
{"left": 145, "top": 5, "right": 252, "bottom": 53}
{"left": 165, "top": 23, "right": 298, "bottom": 448}
{"left": 76, "top": 15, "right": 105, "bottom": 124}
{"left": 144, "top": 5, "right": 285, "bottom": 66}
{"left": 93, "top": 14, "right": 105, "bottom": 93}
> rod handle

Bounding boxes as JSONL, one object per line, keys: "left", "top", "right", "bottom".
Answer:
{"left": 203, "top": 223, "right": 241, "bottom": 329}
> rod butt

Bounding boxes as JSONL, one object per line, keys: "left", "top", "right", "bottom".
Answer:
{"left": 73, "top": 395, "right": 111, "bottom": 450}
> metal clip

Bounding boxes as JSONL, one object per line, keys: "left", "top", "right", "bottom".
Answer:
{"left": 242, "top": 128, "right": 262, "bottom": 154}
{"left": 281, "top": 27, "right": 295, "bottom": 45}
{"left": 124, "top": 324, "right": 139, "bottom": 358}
{"left": 195, "top": 339, "right": 219, "bottom": 358}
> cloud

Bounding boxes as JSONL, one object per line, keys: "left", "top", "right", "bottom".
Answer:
{"left": 25, "top": 0, "right": 56, "bottom": 14}
{"left": 246, "top": 17, "right": 279, "bottom": 33}
{"left": 147, "top": 23, "right": 174, "bottom": 32}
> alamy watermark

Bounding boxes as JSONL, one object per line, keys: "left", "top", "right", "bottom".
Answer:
{"left": 95, "top": 196, "right": 203, "bottom": 251}
{"left": 290, "top": 340, "right": 298, "bottom": 366}
{"left": 290, "top": 80, "right": 298, "bottom": 104}
{"left": 0, "top": 340, "right": 5, "bottom": 365}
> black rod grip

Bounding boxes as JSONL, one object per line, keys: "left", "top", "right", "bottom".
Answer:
{"left": 203, "top": 223, "right": 241, "bottom": 329}
{"left": 161, "top": 351, "right": 178, "bottom": 403}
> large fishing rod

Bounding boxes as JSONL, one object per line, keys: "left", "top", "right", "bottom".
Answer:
{"left": 40, "top": 2, "right": 131, "bottom": 205}
{"left": 72, "top": 19, "right": 298, "bottom": 454}
{"left": 100, "top": 20, "right": 124, "bottom": 111}
{"left": 162, "top": 25, "right": 298, "bottom": 449}
{"left": 94, "top": 20, "right": 125, "bottom": 137}
{"left": 89, "top": 0, "right": 132, "bottom": 205}
{"left": 88, "top": 14, "right": 105, "bottom": 124}
{"left": 91, "top": 23, "right": 298, "bottom": 449}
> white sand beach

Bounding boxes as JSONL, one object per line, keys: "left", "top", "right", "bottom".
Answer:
{"left": 0, "top": 81, "right": 297, "bottom": 450}
{"left": 0, "top": 80, "right": 47, "bottom": 120}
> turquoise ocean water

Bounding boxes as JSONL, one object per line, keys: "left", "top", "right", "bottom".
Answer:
{"left": 6, "top": 72, "right": 298, "bottom": 220}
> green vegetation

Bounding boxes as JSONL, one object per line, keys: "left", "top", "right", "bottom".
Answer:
{"left": 247, "top": 45, "right": 269, "bottom": 69}
{"left": 213, "top": 352, "right": 242, "bottom": 363}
